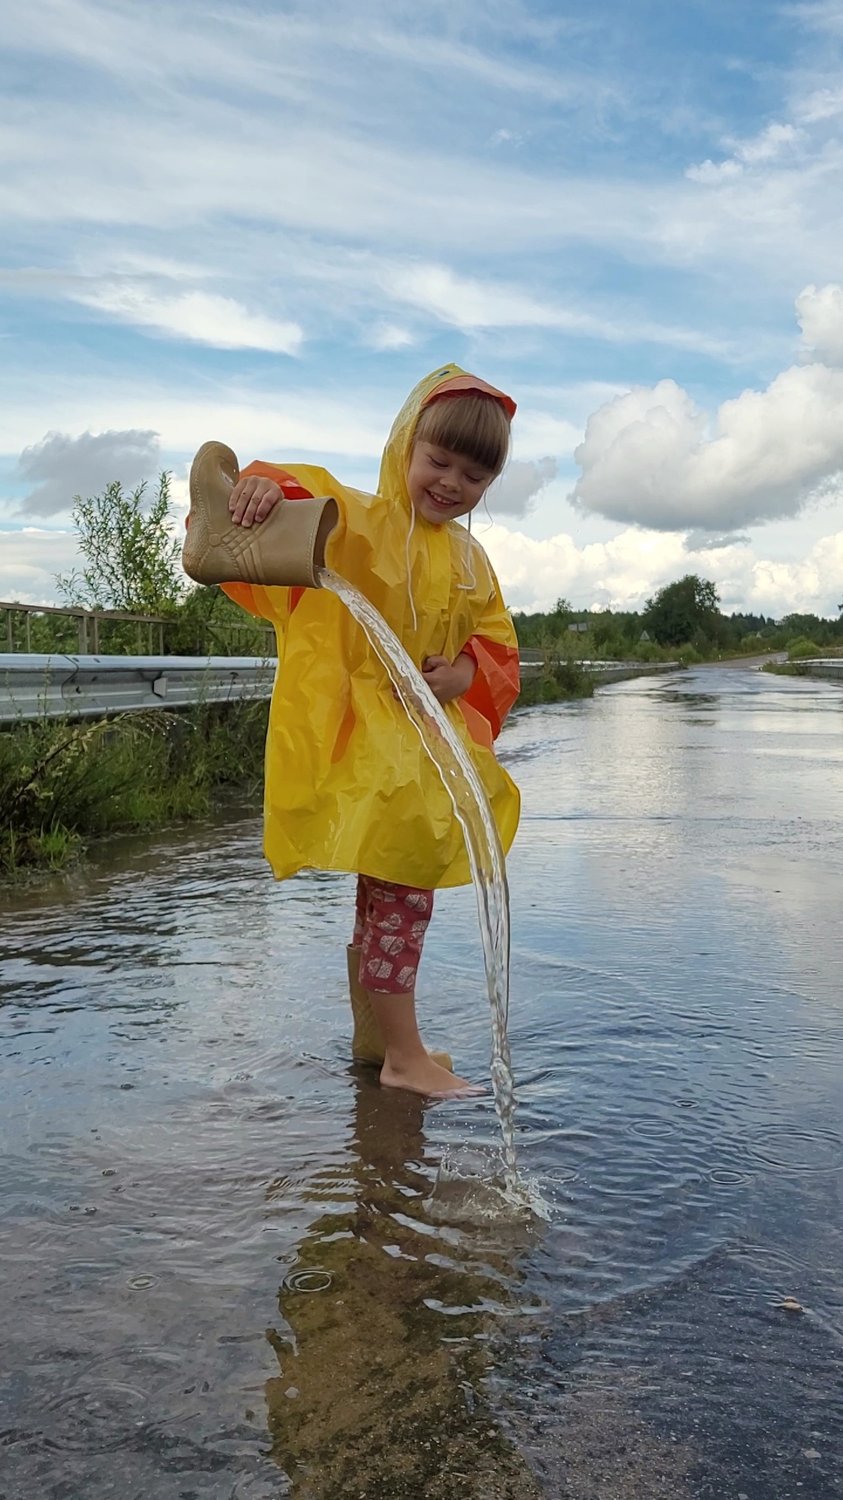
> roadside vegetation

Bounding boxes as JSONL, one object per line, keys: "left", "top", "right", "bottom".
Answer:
{"left": 1, "top": 701, "right": 268, "bottom": 879}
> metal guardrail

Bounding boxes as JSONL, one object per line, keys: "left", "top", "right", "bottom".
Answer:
{"left": 0, "top": 654, "right": 276, "bottom": 723}
{"left": 0, "top": 652, "right": 684, "bottom": 725}
{"left": 792, "top": 658, "right": 843, "bottom": 682}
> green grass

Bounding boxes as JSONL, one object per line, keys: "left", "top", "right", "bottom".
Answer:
{"left": 1, "top": 700, "right": 268, "bottom": 879}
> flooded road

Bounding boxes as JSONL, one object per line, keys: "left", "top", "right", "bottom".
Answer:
{"left": 1, "top": 664, "right": 842, "bottom": 1499}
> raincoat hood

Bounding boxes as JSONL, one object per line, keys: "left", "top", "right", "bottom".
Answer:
{"left": 377, "top": 364, "right": 517, "bottom": 512}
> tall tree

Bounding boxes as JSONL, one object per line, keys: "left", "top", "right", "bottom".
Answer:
{"left": 57, "top": 473, "right": 185, "bottom": 614}
{"left": 643, "top": 574, "right": 721, "bottom": 646}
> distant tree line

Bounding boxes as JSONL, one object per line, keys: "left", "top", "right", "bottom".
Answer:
{"left": 514, "top": 574, "right": 843, "bottom": 664}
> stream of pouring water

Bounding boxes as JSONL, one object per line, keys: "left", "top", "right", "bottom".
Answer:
{"left": 320, "top": 569, "right": 518, "bottom": 1188}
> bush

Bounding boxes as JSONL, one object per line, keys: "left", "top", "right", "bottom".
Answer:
{"left": 787, "top": 637, "right": 822, "bottom": 660}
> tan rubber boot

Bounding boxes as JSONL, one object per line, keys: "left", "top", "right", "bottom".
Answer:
{"left": 346, "top": 946, "right": 453, "bottom": 1072}
{"left": 182, "top": 441, "right": 338, "bottom": 589}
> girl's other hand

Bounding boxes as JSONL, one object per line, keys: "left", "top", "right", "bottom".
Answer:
{"left": 229, "top": 476, "right": 283, "bottom": 528}
{"left": 421, "top": 652, "right": 476, "bottom": 705}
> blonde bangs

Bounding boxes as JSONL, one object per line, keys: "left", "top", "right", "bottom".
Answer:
{"left": 414, "top": 394, "right": 511, "bottom": 476}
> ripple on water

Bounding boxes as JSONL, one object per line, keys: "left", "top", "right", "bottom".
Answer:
{"left": 746, "top": 1126, "right": 842, "bottom": 1174}
{"left": 43, "top": 1378, "right": 154, "bottom": 1454}
{"left": 281, "top": 1268, "right": 333, "bottom": 1293}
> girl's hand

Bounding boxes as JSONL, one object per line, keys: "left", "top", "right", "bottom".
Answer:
{"left": 421, "top": 652, "right": 477, "bottom": 705}
{"left": 229, "top": 476, "right": 283, "bottom": 528}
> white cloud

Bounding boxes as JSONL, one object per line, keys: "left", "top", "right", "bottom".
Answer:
{"left": 488, "top": 457, "right": 557, "bottom": 517}
{"left": 736, "top": 122, "right": 804, "bottom": 164}
{"left": 571, "top": 363, "right": 843, "bottom": 531}
{"left": 73, "top": 282, "right": 303, "bottom": 354}
{"left": 686, "top": 158, "right": 746, "bottom": 185}
{"left": 16, "top": 429, "right": 161, "bottom": 518}
{"left": 791, "top": 2, "right": 843, "bottom": 38}
{"left": 797, "top": 84, "right": 843, "bottom": 123}
{"left": 686, "top": 121, "right": 804, "bottom": 182}
{"left": 368, "top": 322, "right": 416, "bottom": 351}
{"left": 796, "top": 281, "right": 843, "bottom": 362}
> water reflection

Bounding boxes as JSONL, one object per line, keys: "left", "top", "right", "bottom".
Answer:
{"left": 265, "top": 1081, "right": 542, "bottom": 1497}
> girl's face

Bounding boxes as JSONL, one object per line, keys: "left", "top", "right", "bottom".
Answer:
{"left": 406, "top": 441, "right": 495, "bottom": 525}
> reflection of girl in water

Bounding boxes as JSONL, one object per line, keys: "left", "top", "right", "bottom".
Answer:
{"left": 263, "top": 1081, "right": 538, "bottom": 1498}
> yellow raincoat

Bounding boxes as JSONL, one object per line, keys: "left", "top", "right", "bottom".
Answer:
{"left": 223, "top": 365, "right": 521, "bottom": 889}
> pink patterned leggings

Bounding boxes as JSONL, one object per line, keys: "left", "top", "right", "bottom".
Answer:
{"left": 353, "top": 875, "right": 435, "bottom": 995}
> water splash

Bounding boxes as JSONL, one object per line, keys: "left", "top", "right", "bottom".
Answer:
{"left": 319, "top": 568, "right": 518, "bottom": 1188}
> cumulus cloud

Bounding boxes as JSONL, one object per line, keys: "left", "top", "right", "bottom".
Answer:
{"left": 488, "top": 457, "right": 557, "bottom": 517}
{"left": 73, "top": 282, "right": 303, "bottom": 354}
{"left": 479, "top": 520, "right": 843, "bottom": 619}
{"left": 796, "top": 282, "right": 843, "bottom": 362}
{"left": 570, "top": 364, "right": 843, "bottom": 531}
{"left": 17, "top": 429, "right": 161, "bottom": 518}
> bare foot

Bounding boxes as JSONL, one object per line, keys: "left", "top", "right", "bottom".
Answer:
{"left": 380, "top": 1054, "right": 484, "bottom": 1098}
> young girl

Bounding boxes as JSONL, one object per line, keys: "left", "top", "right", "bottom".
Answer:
{"left": 218, "top": 364, "right": 521, "bottom": 1097}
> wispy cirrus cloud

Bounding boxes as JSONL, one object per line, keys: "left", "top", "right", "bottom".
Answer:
{"left": 73, "top": 282, "right": 303, "bottom": 354}
{"left": 382, "top": 262, "right": 738, "bottom": 357}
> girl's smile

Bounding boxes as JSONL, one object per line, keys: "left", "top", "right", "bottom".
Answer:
{"left": 406, "top": 441, "right": 494, "bottom": 524}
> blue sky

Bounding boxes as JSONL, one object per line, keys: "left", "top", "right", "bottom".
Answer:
{"left": 3, "top": 0, "right": 843, "bottom": 616}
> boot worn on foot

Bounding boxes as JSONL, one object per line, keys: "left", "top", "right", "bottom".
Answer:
{"left": 183, "top": 441, "right": 338, "bottom": 590}
{"left": 346, "top": 945, "right": 384, "bottom": 1067}
{"left": 346, "top": 946, "right": 453, "bottom": 1073}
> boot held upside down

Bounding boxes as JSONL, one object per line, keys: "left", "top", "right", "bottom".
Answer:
{"left": 183, "top": 441, "right": 338, "bottom": 591}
